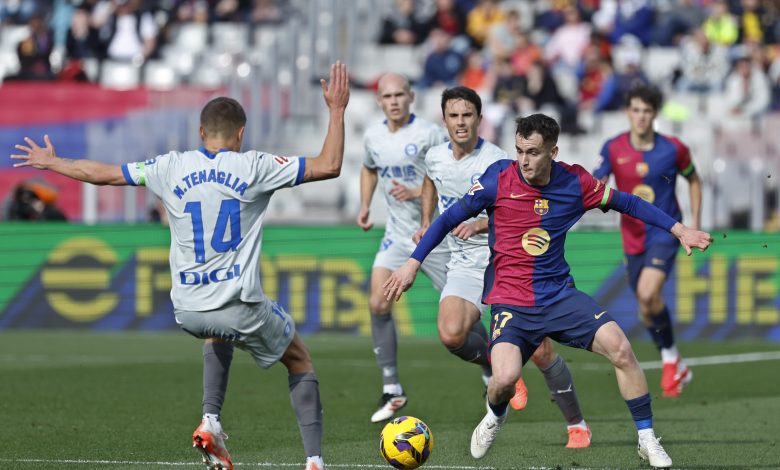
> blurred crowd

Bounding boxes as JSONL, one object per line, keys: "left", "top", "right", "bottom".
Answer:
{"left": 1, "top": 0, "right": 289, "bottom": 80}
{"left": 376, "top": 0, "right": 780, "bottom": 136}
{"left": 3, "top": 0, "right": 780, "bottom": 130}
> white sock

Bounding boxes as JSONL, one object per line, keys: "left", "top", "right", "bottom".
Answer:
{"left": 203, "top": 413, "right": 220, "bottom": 422}
{"left": 638, "top": 428, "right": 656, "bottom": 440}
{"left": 660, "top": 346, "right": 679, "bottom": 363}
{"left": 307, "top": 455, "right": 325, "bottom": 466}
{"left": 383, "top": 383, "right": 403, "bottom": 395}
{"left": 567, "top": 419, "right": 588, "bottom": 430}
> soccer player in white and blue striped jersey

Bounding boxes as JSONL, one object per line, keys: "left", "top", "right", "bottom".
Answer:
{"left": 11, "top": 61, "right": 350, "bottom": 470}
{"left": 357, "top": 73, "right": 450, "bottom": 422}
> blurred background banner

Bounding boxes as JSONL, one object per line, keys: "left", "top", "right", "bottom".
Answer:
{"left": 1, "top": 223, "right": 777, "bottom": 340}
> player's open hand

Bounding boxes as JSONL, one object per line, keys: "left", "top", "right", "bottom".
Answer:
{"left": 11, "top": 135, "right": 57, "bottom": 170}
{"left": 412, "top": 225, "right": 428, "bottom": 244}
{"left": 672, "top": 223, "right": 713, "bottom": 255}
{"left": 382, "top": 259, "right": 421, "bottom": 301}
{"left": 390, "top": 180, "right": 417, "bottom": 201}
{"left": 451, "top": 222, "right": 477, "bottom": 240}
{"left": 357, "top": 207, "right": 373, "bottom": 231}
{"left": 321, "top": 60, "right": 350, "bottom": 111}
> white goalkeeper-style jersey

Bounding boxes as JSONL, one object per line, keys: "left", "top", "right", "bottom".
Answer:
{"left": 363, "top": 114, "right": 447, "bottom": 241}
{"left": 122, "top": 148, "right": 305, "bottom": 311}
{"left": 425, "top": 138, "right": 510, "bottom": 269}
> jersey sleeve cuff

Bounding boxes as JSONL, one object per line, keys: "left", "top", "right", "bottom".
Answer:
{"left": 294, "top": 157, "right": 306, "bottom": 186}
{"left": 680, "top": 163, "right": 695, "bottom": 177}
{"left": 121, "top": 164, "right": 137, "bottom": 186}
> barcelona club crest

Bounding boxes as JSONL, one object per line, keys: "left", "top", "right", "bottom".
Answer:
{"left": 533, "top": 199, "right": 549, "bottom": 216}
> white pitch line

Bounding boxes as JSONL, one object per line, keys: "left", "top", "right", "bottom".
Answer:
{"left": 0, "top": 459, "right": 498, "bottom": 469}
{"left": 639, "top": 350, "right": 780, "bottom": 369}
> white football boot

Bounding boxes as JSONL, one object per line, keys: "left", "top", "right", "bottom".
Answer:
{"left": 470, "top": 408, "right": 508, "bottom": 459}
{"left": 638, "top": 431, "right": 672, "bottom": 468}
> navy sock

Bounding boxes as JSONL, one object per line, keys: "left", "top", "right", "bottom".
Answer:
{"left": 646, "top": 306, "right": 675, "bottom": 350}
{"left": 488, "top": 399, "right": 508, "bottom": 417}
{"left": 625, "top": 393, "right": 653, "bottom": 430}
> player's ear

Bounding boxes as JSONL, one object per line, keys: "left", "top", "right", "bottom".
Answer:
{"left": 550, "top": 144, "right": 558, "bottom": 160}
{"left": 408, "top": 89, "right": 415, "bottom": 103}
{"left": 199, "top": 126, "right": 206, "bottom": 141}
{"left": 237, "top": 126, "right": 245, "bottom": 142}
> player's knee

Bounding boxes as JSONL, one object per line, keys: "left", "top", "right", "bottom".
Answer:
{"left": 490, "top": 370, "right": 518, "bottom": 394}
{"left": 368, "top": 295, "right": 391, "bottom": 316}
{"left": 609, "top": 340, "right": 638, "bottom": 369}
{"left": 438, "top": 328, "right": 467, "bottom": 349}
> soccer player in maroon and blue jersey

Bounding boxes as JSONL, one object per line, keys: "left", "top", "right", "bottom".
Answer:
{"left": 383, "top": 114, "right": 712, "bottom": 468}
{"left": 593, "top": 86, "right": 702, "bottom": 398}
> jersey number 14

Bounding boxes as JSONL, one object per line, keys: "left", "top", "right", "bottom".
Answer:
{"left": 184, "top": 199, "right": 243, "bottom": 263}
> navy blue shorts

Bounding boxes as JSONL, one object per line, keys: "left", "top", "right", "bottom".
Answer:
{"left": 625, "top": 244, "right": 679, "bottom": 291}
{"left": 489, "top": 290, "right": 613, "bottom": 365}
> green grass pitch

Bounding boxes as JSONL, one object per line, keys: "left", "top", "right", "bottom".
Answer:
{"left": 1, "top": 331, "right": 779, "bottom": 469}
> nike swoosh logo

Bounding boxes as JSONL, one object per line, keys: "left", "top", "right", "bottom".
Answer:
{"left": 510, "top": 193, "right": 528, "bottom": 199}
{"left": 617, "top": 157, "right": 631, "bottom": 164}
{"left": 594, "top": 311, "right": 606, "bottom": 319}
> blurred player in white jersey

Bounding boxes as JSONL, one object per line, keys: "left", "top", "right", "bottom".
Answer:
{"left": 357, "top": 73, "right": 450, "bottom": 422}
{"left": 11, "top": 62, "right": 350, "bottom": 470}
{"left": 416, "top": 86, "right": 592, "bottom": 448}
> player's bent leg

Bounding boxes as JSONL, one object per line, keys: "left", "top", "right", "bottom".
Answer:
{"left": 281, "top": 333, "right": 326, "bottom": 468}
{"left": 591, "top": 322, "right": 648, "bottom": 400}
{"left": 636, "top": 268, "right": 691, "bottom": 397}
{"left": 471, "top": 342, "right": 520, "bottom": 459}
{"left": 368, "top": 267, "right": 407, "bottom": 422}
{"left": 530, "top": 338, "right": 590, "bottom": 447}
{"left": 438, "top": 297, "right": 488, "bottom": 365}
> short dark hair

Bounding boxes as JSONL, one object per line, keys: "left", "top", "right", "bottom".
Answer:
{"left": 200, "top": 97, "right": 247, "bottom": 138}
{"left": 626, "top": 85, "right": 663, "bottom": 111}
{"left": 441, "top": 86, "right": 482, "bottom": 116}
{"left": 514, "top": 114, "right": 560, "bottom": 146}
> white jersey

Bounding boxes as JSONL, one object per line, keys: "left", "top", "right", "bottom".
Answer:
{"left": 363, "top": 114, "right": 447, "bottom": 240}
{"left": 425, "top": 138, "right": 510, "bottom": 268}
{"left": 123, "top": 148, "right": 304, "bottom": 311}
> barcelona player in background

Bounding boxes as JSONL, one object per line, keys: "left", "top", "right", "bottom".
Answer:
{"left": 593, "top": 85, "right": 702, "bottom": 397}
{"left": 383, "top": 114, "right": 713, "bottom": 468}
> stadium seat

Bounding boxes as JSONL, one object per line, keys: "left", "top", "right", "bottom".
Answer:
{"left": 643, "top": 47, "right": 681, "bottom": 86}
{"left": 171, "top": 22, "right": 208, "bottom": 54}
{"left": 211, "top": 23, "right": 250, "bottom": 55}
{"left": 99, "top": 61, "right": 141, "bottom": 90}
{"left": 0, "top": 24, "right": 30, "bottom": 78}
{"left": 143, "top": 60, "right": 180, "bottom": 91}
{"left": 160, "top": 45, "right": 196, "bottom": 77}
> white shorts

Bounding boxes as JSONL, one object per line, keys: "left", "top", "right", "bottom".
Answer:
{"left": 440, "top": 265, "right": 489, "bottom": 315}
{"left": 174, "top": 299, "right": 295, "bottom": 369}
{"left": 373, "top": 235, "right": 449, "bottom": 291}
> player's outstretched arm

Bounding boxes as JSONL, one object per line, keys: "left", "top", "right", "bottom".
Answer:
{"left": 11, "top": 135, "right": 127, "bottom": 185}
{"left": 303, "top": 61, "right": 350, "bottom": 183}
{"left": 670, "top": 222, "right": 713, "bottom": 255}
{"left": 383, "top": 258, "right": 421, "bottom": 301}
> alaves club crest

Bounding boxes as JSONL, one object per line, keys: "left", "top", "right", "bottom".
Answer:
{"left": 534, "top": 199, "right": 549, "bottom": 216}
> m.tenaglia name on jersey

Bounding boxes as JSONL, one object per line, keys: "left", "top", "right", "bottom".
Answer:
{"left": 172, "top": 169, "right": 249, "bottom": 199}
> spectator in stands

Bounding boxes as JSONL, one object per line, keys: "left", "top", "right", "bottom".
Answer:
{"left": 653, "top": 0, "right": 707, "bottom": 46}
{"left": 768, "top": 53, "right": 780, "bottom": 110}
{"left": 209, "top": 0, "right": 251, "bottom": 22}
{"left": 0, "top": 0, "right": 42, "bottom": 24}
{"left": 676, "top": 27, "right": 730, "bottom": 93}
{"left": 485, "top": 9, "right": 523, "bottom": 60}
{"left": 725, "top": 55, "right": 771, "bottom": 119}
{"left": 594, "top": 39, "right": 649, "bottom": 112}
{"left": 703, "top": 0, "right": 739, "bottom": 47}
{"left": 92, "top": 0, "right": 159, "bottom": 63}
{"left": 577, "top": 43, "right": 612, "bottom": 110}
{"left": 460, "top": 48, "right": 489, "bottom": 91}
{"left": 518, "top": 59, "right": 583, "bottom": 134}
{"left": 378, "top": 0, "right": 430, "bottom": 45}
{"left": 425, "top": 0, "right": 468, "bottom": 39}
{"left": 593, "top": 0, "right": 655, "bottom": 46}
{"left": 418, "top": 28, "right": 464, "bottom": 87}
{"left": 509, "top": 31, "right": 542, "bottom": 77}
{"left": 544, "top": 5, "right": 592, "bottom": 73}
{"left": 735, "top": 0, "right": 765, "bottom": 45}
{"left": 250, "top": 0, "right": 283, "bottom": 24}
{"left": 465, "top": 0, "right": 505, "bottom": 48}
{"left": 6, "top": 182, "right": 66, "bottom": 221}
{"left": 66, "top": 6, "right": 100, "bottom": 59}
{"left": 11, "top": 13, "right": 55, "bottom": 81}
{"left": 175, "top": 0, "right": 210, "bottom": 23}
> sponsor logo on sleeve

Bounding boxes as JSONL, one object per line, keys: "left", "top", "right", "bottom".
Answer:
{"left": 467, "top": 181, "right": 484, "bottom": 195}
